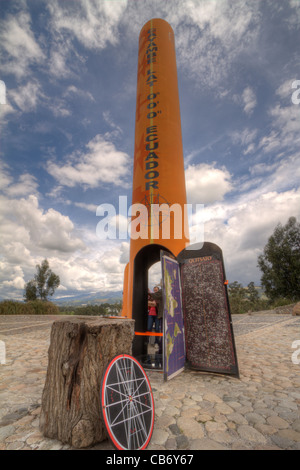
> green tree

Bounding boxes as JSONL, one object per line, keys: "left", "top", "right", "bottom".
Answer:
{"left": 24, "top": 280, "right": 37, "bottom": 301}
{"left": 228, "top": 281, "right": 247, "bottom": 314}
{"left": 24, "top": 259, "right": 60, "bottom": 302}
{"left": 247, "top": 281, "right": 259, "bottom": 309}
{"left": 257, "top": 217, "right": 300, "bottom": 302}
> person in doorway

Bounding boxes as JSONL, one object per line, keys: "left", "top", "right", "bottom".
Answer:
{"left": 147, "top": 293, "right": 158, "bottom": 333}
{"left": 150, "top": 285, "right": 163, "bottom": 330}
{"left": 145, "top": 292, "right": 159, "bottom": 367}
{"left": 149, "top": 285, "right": 163, "bottom": 368}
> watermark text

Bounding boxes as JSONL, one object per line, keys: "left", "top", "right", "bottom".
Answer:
{"left": 96, "top": 196, "right": 204, "bottom": 246}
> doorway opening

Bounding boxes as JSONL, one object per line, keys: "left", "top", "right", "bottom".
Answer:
{"left": 131, "top": 244, "right": 173, "bottom": 364}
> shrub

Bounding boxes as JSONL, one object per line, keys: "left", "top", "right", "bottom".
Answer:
{"left": 0, "top": 300, "right": 59, "bottom": 315}
{"left": 269, "top": 298, "right": 296, "bottom": 308}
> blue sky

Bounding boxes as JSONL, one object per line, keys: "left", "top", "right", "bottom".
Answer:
{"left": 0, "top": 0, "right": 299, "bottom": 300}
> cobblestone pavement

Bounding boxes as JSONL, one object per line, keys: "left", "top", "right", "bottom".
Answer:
{"left": 0, "top": 312, "right": 299, "bottom": 450}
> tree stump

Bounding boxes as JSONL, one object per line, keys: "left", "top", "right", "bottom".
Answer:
{"left": 39, "top": 316, "right": 135, "bottom": 448}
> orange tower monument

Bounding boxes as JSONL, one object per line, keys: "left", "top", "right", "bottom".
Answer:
{"left": 121, "top": 19, "right": 189, "bottom": 342}
{"left": 120, "top": 19, "right": 239, "bottom": 378}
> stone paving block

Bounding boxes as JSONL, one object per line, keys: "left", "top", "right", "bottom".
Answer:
{"left": 168, "top": 423, "right": 181, "bottom": 436}
{"left": 215, "top": 403, "right": 234, "bottom": 415}
{"left": 209, "top": 430, "right": 235, "bottom": 444}
{"left": 292, "top": 420, "right": 300, "bottom": 432}
{"left": 0, "top": 424, "right": 15, "bottom": 441}
{"left": 176, "top": 434, "right": 189, "bottom": 449}
{"left": 237, "top": 425, "right": 267, "bottom": 444}
{"left": 205, "top": 420, "right": 227, "bottom": 433}
{"left": 277, "top": 429, "right": 300, "bottom": 442}
{"left": 227, "top": 412, "right": 248, "bottom": 425}
{"left": 150, "top": 428, "right": 169, "bottom": 446}
{"left": 245, "top": 412, "right": 266, "bottom": 425}
{"left": 177, "top": 417, "right": 205, "bottom": 439}
{"left": 267, "top": 415, "right": 290, "bottom": 429}
{"left": 203, "top": 392, "right": 223, "bottom": 404}
{"left": 190, "top": 438, "right": 228, "bottom": 450}
{"left": 1, "top": 313, "right": 299, "bottom": 450}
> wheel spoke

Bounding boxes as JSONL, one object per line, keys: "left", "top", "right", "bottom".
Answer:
{"left": 101, "top": 355, "right": 154, "bottom": 450}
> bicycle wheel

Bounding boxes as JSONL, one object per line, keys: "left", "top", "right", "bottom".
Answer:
{"left": 101, "top": 354, "right": 155, "bottom": 450}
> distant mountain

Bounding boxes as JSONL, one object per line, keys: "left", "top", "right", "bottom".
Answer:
{"left": 53, "top": 291, "right": 123, "bottom": 306}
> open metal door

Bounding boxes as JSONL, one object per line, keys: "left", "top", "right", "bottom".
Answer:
{"left": 177, "top": 242, "right": 239, "bottom": 377}
{"left": 161, "top": 251, "right": 185, "bottom": 381}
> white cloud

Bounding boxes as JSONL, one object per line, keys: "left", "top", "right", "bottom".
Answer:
{"left": 100, "top": 246, "right": 126, "bottom": 274}
{"left": 249, "top": 162, "right": 277, "bottom": 177}
{"left": 269, "top": 103, "right": 299, "bottom": 144}
{"left": 2, "top": 242, "right": 31, "bottom": 266}
{"left": 4, "top": 173, "right": 39, "bottom": 198}
{"left": 3, "top": 276, "right": 25, "bottom": 290}
{"left": 169, "top": 0, "right": 261, "bottom": 88}
{"left": 148, "top": 262, "right": 161, "bottom": 290}
{"left": 276, "top": 79, "right": 297, "bottom": 101}
{"left": 48, "top": 99, "right": 71, "bottom": 117}
{"left": 119, "top": 242, "right": 129, "bottom": 265}
{"left": 44, "top": 238, "right": 127, "bottom": 294}
{"left": 47, "top": 134, "right": 131, "bottom": 188}
{"left": 236, "top": 151, "right": 300, "bottom": 201}
{"left": 259, "top": 99, "right": 300, "bottom": 154}
{"left": 230, "top": 128, "right": 258, "bottom": 155}
{"left": 0, "top": 99, "right": 15, "bottom": 125}
{"left": 0, "top": 165, "right": 39, "bottom": 199}
{"left": 289, "top": 0, "right": 300, "bottom": 26}
{"left": 8, "top": 81, "right": 72, "bottom": 118}
{"left": 51, "top": 256, "right": 106, "bottom": 292}
{"left": 187, "top": 142, "right": 300, "bottom": 285}
{"left": 253, "top": 78, "right": 300, "bottom": 158}
{"left": 230, "top": 127, "right": 258, "bottom": 147}
{"left": 185, "top": 162, "right": 232, "bottom": 204}
{"left": 192, "top": 188, "right": 300, "bottom": 285}
{"left": 40, "top": 201, "right": 83, "bottom": 252}
{"left": 50, "top": 49, "right": 69, "bottom": 78}
{"left": 232, "top": 87, "right": 257, "bottom": 116}
{"left": 0, "top": 11, "right": 45, "bottom": 78}
{"left": 185, "top": 135, "right": 224, "bottom": 165}
{"left": 74, "top": 202, "right": 98, "bottom": 213}
{"left": 0, "top": 226, "right": 128, "bottom": 299}
{"left": 102, "top": 111, "right": 123, "bottom": 140}
{"left": 0, "top": 0, "right": 298, "bottom": 300}
{"left": 0, "top": 161, "right": 13, "bottom": 191}
{"left": 0, "top": 163, "right": 130, "bottom": 298}
{"left": 0, "top": 191, "right": 88, "bottom": 298}
{"left": 2, "top": 265, "right": 26, "bottom": 292}
{"left": 242, "top": 87, "right": 257, "bottom": 115}
{"left": 47, "top": 39, "right": 77, "bottom": 79}
{"left": 258, "top": 130, "right": 280, "bottom": 154}
{"left": 3, "top": 194, "right": 85, "bottom": 254}
{"left": 47, "top": 32, "right": 86, "bottom": 80}
{"left": 263, "top": 153, "right": 300, "bottom": 194}
{"left": 9, "top": 81, "right": 44, "bottom": 112}
{"left": 48, "top": 0, "right": 128, "bottom": 50}
{"left": 64, "top": 85, "right": 95, "bottom": 102}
